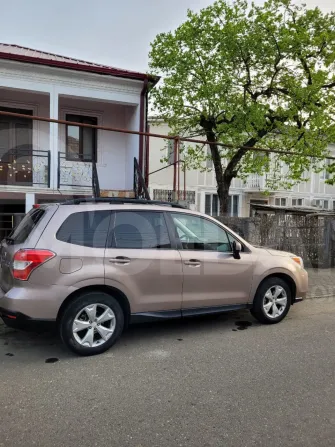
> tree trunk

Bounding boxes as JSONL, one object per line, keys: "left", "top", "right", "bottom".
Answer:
{"left": 203, "top": 118, "right": 268, "bottom": 216}
{"left": 205, "top": 129, "right": 233, "bottom": 215}
{"left": 218, "top": 177, "right": 232, "bottom": 215}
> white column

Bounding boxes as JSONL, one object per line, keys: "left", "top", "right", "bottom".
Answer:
{"left": 25, "top": 193, "right": 35, "bottom": 213}
{"left": 49, "top": 88, "right": 59, "bottom": 190}
{"left": 125, "top": 105, "right": 140, "bottom": 190}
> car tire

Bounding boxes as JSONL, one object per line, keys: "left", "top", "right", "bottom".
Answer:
{"left": 59, "top": 290, "right": 124, "bottom": 356}
{"left": 250, "top": 277, "right": 291, "bottom": 324}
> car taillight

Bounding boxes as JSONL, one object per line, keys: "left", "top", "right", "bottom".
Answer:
{"left": 12, "top": 249, "right": 55, "bottom": 281}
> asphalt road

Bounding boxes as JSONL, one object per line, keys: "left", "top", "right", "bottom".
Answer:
{"left": 1, "top": 299, "right": 335, "bottom": 447}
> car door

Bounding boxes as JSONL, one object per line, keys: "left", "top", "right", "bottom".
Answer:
{"left": 104, "top": 210, "right": 183, "bottom": 315}
{"left": 168, "top": 212, "right": 256, "bottom": 312}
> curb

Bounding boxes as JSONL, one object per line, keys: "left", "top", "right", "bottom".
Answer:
{"left": 306, "top": 294, "right": 335, "bottom": 300}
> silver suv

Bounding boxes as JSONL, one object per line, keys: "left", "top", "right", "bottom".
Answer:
{"left": 0, "top": 198, "right": 308, "bottom": 356}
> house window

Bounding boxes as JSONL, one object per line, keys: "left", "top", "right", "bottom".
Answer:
{"left": 324, "top": 200, "right": 329, "bottom": 209}
{"left": 204, "top": 194, "right": 239, "bottom": 216}
{"left": 333, "top": 201, "right": 335, "bottom": 211}
{"left": 0, "top": 107, "right": 33, "bottom": 185}
{"left": 292, "top": 198, "right": 303, "bottom": 206}
{"left": 66, "top": 114, "right": 97, "bottom": 162}
{"left": 275, "top": 198, "right": 287, "bottom": 206}
{"left": 321, "top": 160, "right": 331, "bottom": 180}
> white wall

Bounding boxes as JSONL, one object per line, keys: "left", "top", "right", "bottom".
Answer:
{"left": 0, "top": 88, "right": 141, "bottom": 192}
{"left": 148, "top": 122, "right": 202, "bottom": 191}
{"left": 0, "top": 59, "right": 144, "bottom": 195}
{"left": 58, "top": 96, "right": 137, "bottom": 190}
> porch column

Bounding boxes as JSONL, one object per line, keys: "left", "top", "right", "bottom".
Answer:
{"left": 25, "top": 193, "right": 35, "bottom": 213}
{"left": 49, "top": 88, "right": 59, "bottom": 190}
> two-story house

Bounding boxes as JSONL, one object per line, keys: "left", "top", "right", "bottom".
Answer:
{"left": 148, "top": 121, "right": 335, "bottom": 217}
{"left": 0, "top": 44, "right": 157, "bottom": 224}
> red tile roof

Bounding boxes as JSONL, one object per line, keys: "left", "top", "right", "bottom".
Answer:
{"left": 0, "top": 43, "right": 159, "bottom": 84}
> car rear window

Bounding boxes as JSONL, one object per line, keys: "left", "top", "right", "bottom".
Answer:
{"left": 56, "top": 211, "right": 111, "bottom": 248}
{"left": 7, "top": 208, "right": 45, "bottom": 244}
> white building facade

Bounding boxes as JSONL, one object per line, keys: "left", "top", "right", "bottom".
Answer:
{"left": 0, "top": 44, "right": 154, "bottom": 215}
{"left": 148, "top": 122, "right": 335, "bottom": 217}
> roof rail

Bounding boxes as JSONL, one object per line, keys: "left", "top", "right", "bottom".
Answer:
{"left": 60, "top": 197, "right": 187, "bottom": 209}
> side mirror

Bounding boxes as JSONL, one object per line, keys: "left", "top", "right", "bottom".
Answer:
{"left": 232, "top": 241, "right": 242, "bottom": 259}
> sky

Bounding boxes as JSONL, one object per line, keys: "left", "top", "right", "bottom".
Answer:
{"left": 0, "top": 0, "right": 334, "bottom": 74}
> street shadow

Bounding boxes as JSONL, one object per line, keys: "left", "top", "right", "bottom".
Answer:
{"left": 0, "top": 309, "right": 256, "bottom": 362}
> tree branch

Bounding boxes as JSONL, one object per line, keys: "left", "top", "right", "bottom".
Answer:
{"left": 322, "top": 81, "right": 335, "bottom": 89}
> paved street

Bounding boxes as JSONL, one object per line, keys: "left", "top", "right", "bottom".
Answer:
{"left": 1, "top": 299, "right": 335, "bottom": 447}
{"left": 307, "top": 268, "right": 335, "bottom": 298}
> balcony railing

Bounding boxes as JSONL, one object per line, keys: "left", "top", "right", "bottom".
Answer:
{"left": 244, "top": 174, "right": 264, "bottom": 190}
{"left": 57, "top": 152, "right": 93, "bottom": 189}
{"left": 0, "top": 149, "right": 50, "bottom": 187}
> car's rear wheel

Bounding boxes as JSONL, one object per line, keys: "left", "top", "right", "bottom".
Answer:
{"left": 250, "top": 277, "right": 291, "bottom": 324}
{"left": 59, "top": 291, "right": 124, "bottom": 356}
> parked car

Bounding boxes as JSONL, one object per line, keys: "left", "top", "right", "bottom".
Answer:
{"left": 0, "top": 198, "right": 308, "bottom": 356}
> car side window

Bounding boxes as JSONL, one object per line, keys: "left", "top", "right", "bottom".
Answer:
{"left": 171, "top": 213, "right": 232, "bottom": 252}
{"left": 56, "top": 211, "right": 111, "bottom": 248}
{"left": 110, "top": 211, "right": 171, "bottom": 249}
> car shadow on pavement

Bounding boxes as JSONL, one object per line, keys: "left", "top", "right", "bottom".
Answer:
{"left": 0, "top": 309, "right": 257, "bottom": 362}
{"left": 116, "top": 309, "right": 256, "bottom": 349}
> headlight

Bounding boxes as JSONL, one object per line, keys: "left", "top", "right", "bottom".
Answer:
{"left": 291, "top": 256, "right": 304, "bottom": 269}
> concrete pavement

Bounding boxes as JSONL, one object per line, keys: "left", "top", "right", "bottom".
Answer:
{"left": 1, "top": 299, "right": 335, "bottom": 447}
{"left": 307, "top": 268, "right": 335, "bottom": 298}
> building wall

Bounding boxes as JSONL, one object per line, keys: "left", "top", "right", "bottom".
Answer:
{"left": 58, "top": 96, "right": 137, "bottom": 190}
{"left": 0, "top": 58, "right": 145, "bottom": 199}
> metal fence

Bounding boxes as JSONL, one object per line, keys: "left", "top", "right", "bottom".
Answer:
{"left": 216, "top": 214, "right": 335, "bottom": 268}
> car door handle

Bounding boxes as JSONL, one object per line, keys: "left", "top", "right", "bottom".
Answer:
{"left": 108, "top": 256, "right": 131, "bottom": 265}
{"left": 184, "top": 259, "right": 201, "bottom": 267}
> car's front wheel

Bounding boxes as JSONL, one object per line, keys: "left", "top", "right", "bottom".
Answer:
{"left": 59, "top": 291, "right": 124, "bottom": 356}
{"left": 250, "top": 277, "right": 291, "bottom": 324}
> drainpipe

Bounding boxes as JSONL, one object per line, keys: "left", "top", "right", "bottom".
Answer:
{"left": 145, "top": 88, "right": 150, "bottom": 187}
{"left": 139, "top": 78, "right": 148, "bottom": 174}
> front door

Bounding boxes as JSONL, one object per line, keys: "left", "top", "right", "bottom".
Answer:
{"left": 0, "top": 107, "right": 33, "bottom": 185}
{"left": 168, "top": 212, "right": 256, "bottom": 311}
{"left": 104, "top": 210, "right": 183, "bottom": 315}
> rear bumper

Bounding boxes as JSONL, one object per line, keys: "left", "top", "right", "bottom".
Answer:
{"left": 0, "top": 283, "right": 75, "bottom": 320}
{"left": 0, "top": 307, "right": 56, "bottom": 331}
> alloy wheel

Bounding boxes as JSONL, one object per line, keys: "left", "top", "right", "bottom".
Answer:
{"left": 72, "top": 303, "right": 116, "bottom": 348}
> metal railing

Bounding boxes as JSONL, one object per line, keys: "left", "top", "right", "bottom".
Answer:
{"left": 57, "top": 152, "right": 93, "bottom": 189}
{"left": 134, "top": 157, "right": 150, "bottom": 200}
{"left": 0, "top": 149, "right": 50, "bottom": 187}
{"left": 244, "top": 174, "right": 264, "bottom": 190}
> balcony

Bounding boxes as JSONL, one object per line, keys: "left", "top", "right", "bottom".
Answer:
{"left": 0, "top": 148, "right": 50, "bottom": 188}
{"left": 243, "top": 174, "right": 265, "bottom": 190}
{"left": 57, "top": 152, "right": 93, "bottom": 190}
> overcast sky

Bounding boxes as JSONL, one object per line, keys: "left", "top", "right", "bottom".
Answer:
{"left": 0, "top": 0, "right": 333, "bottom": 73}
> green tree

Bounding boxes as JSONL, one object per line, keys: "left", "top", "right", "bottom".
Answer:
{"left": 149, "top": 0, "right": 335, "bottom": 214}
